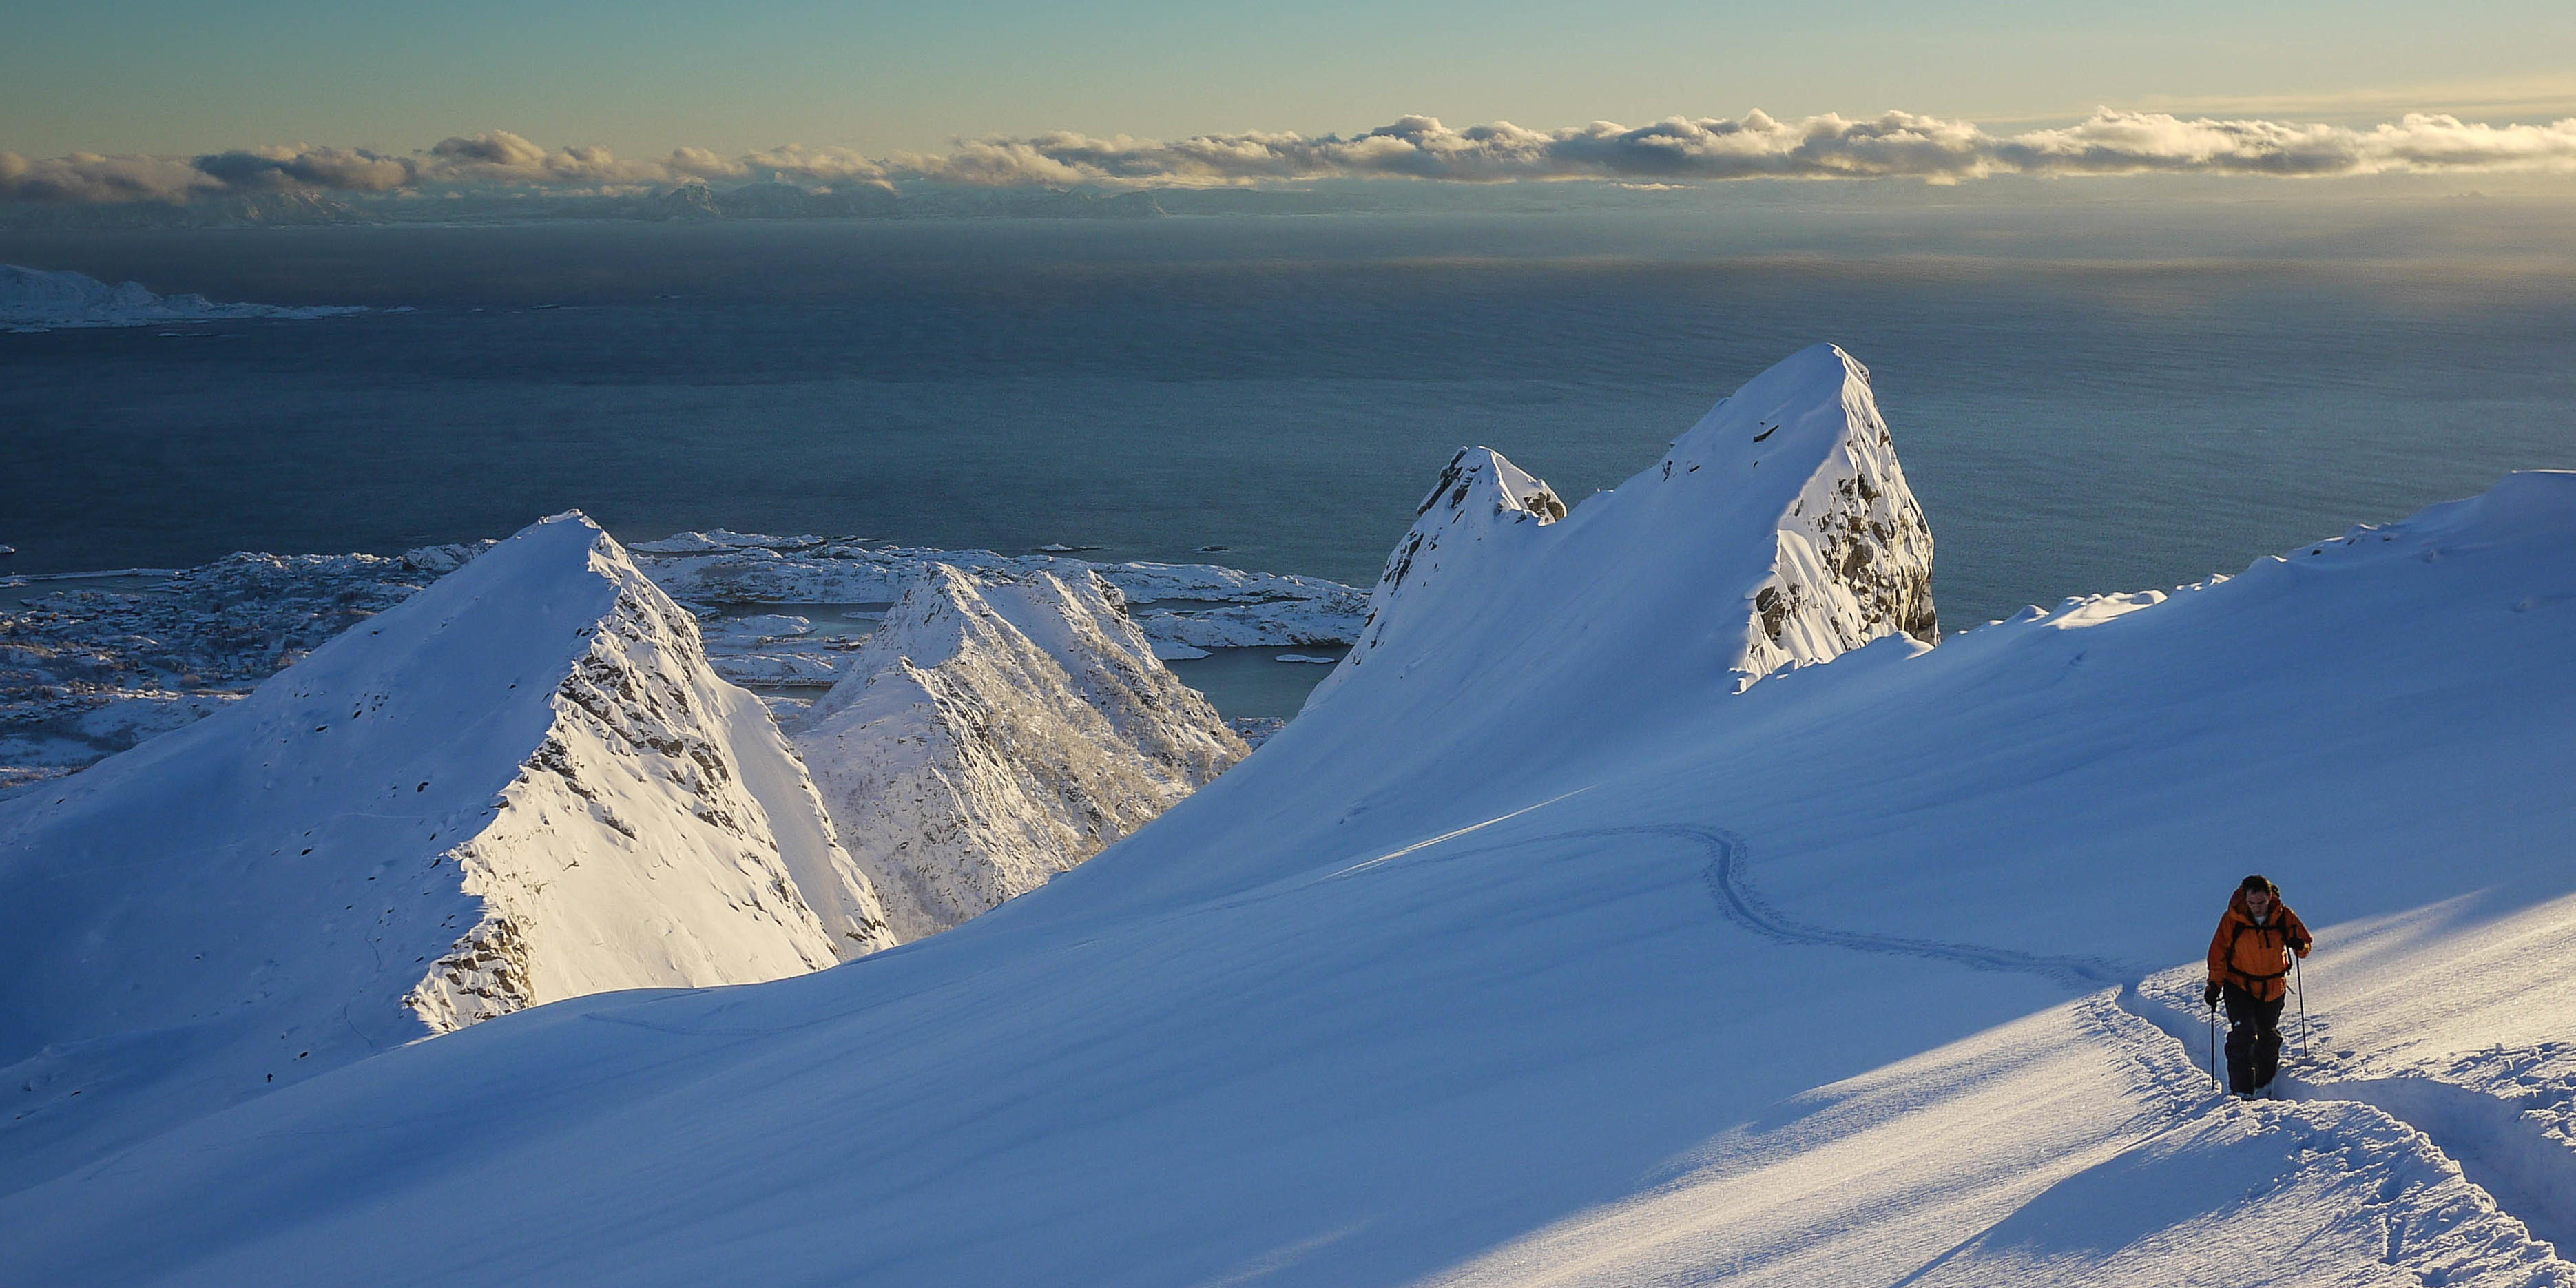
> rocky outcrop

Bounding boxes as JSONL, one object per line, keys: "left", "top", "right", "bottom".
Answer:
{"left": 793, "top": 565, "right": 1245, "bottom": 940}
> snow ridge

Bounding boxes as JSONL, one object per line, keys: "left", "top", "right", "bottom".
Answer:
{"left": 1, "top": 539, "right": 1361, "bottom": 791}
{"left": 794, "top": 564, "right": 1245, "bottom": 940}
{"left": 1308, "top": 342, "right": 1931, "bottom": 720}
{"left": 0, "top": 514, "right": 891, "bottom": 1191}
{"left": 7, "top": 354, "right": 2573, "bottom": 1287}
{"left": 1331, "top": 446, "right": 1568, "bottom": 671}
{"left": 403, "top": 523, "right": 895, "bottom": 1030}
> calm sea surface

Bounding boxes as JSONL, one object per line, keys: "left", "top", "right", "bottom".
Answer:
{"left": 4, "top": 202, "right": 2573, "bottom": 629}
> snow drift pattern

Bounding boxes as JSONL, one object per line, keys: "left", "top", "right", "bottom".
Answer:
{"left": 794, "top": 565, "right": 1244, "bottom": 940}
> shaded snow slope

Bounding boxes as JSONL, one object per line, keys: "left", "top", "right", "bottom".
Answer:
{"left": 4, "top": 353, "right": 2572, "bottom": 1287}
{"left": 0, "top": 514, "right": 890, "bottom": 1194}
{"left": 793, "top": 565, "right": 1243, "bottom": 939}
{"left": 0, "top": 264, "right": 367, "bottom": 332}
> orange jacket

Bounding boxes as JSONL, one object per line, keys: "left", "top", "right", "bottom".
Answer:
{"left": 2207, "top": 891, "right": 2312, "bottom": 1001}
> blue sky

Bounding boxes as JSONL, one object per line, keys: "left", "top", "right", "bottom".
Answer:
{"left": 11, "top": 0, "right": 2576, "bottom": 158}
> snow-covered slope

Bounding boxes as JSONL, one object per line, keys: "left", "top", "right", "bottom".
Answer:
{"left": 0, "top": 264, "right": 368, "bottom": 331}
{"left": 6, "top": 351, "right": 2573, "bottom": 1288}
{"left": 793, "top": 565, "right": 1244, "bottom": 939}
{"left": 0, "top": 513, "right": 890, "bottom": 1194}
{"left": 1311, "top": 342, "right": 1933, "bottom": 722}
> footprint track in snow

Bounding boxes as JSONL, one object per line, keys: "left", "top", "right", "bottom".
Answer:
{"left": 1700, "top": 822, "right": 2576, "bottom": 1273}
{"left": 1290, "top": 813, "right": 2569, "bottom": 1271}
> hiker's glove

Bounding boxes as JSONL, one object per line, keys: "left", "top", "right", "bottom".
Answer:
{"left": 2203, "top": 982, "right": 2223, "bottom": 1008}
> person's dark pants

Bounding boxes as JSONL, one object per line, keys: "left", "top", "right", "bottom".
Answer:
{"left": 2222, "top": 983, "right": 2287, "bottom": 1093}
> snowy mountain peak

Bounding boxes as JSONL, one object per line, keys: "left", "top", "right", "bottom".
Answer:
{"left": 1416, "top": 446, "right": 1568, "bottom": 526}
{"left": 813, "top": 562, "right": 1029, "bottom": 698}
{"left": 12, "top": 389, "right": 2576, "bottom": 1286}
{"left": 796, "top": 563, "right": 1245, "bottom": 941}
{"left": 0, "top": 512, "right": 889, "bottom": 1190}
{"left": 1308, "top": 343, "right": 1933, "bottom": 721}
{"left": 1323, "top": 446, "right": 1568, "bottom": 678}
{"left": 402, "top": 514, "right": 897, "bottom": 1032}
{"left": 1665, "top": 344, "right": 1940, "bottom": 679}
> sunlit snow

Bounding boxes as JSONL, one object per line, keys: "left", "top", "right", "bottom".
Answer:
{"left": 3, "top": 345, "right": 2570, "bottom": 1286}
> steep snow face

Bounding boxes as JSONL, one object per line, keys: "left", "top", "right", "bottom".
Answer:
{"left": 1308, "top": 343, "right": 1931, "bottom": 718}
{"left": 398, "top": 522, "right": 895, "bottom": 1030}
{"left": 0, "top": 539, "right": 1360, "bottom": 791}
{"left": 1712, "top": 351, "right": 1938, "bottom": 676}
{"left": 0, "top": 513, "right": 888, "bottom": 1192}
{"left": 793, "top": 565, "right": 1245, "bottom": 940}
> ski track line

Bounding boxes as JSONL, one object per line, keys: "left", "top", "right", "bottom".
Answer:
{"left": 1682, "top": 824, "right": 2132, "bottom": 990}
{"left": 1699, "top": 822, "right": 2575, "bottom": 1275}
{"left": 1325, "top": 818, "right": 2576, "bottom": 1277}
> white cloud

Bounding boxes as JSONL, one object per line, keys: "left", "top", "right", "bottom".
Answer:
{"left": 6, "top": 110, "right": 2573, "bottom": 205}
{"left": 420, "top": 132, "right": 661, "bottom": 185}
{"left": 193, "top": 145, "right": 419, "bottom": 192}
{"left": 882, "top": 110, "right": 2576, "bottom": 186}
{"left": 0, "top": 151, "right": 221, "bottom": 204}
{"left": 736, "top": 145, "right": 889, "bottom": 186}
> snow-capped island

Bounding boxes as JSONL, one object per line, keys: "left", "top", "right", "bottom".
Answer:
{"left": 0, "top": 264, "right": 371, "bottom": 332}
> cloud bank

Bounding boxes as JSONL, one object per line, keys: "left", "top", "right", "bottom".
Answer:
{"left": 8, "top": 110, "right": 2576, "bottom": 205}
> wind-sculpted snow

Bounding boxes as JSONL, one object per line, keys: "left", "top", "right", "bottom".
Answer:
{"left": 793, "top": 564, "right": 1243, "bottom": 939}
{"left": 5, "top": 352, "right": 2575, "bottom": 1287}
{"left": 0, "top": 264, "right": 368, "bottom": 331}
{"left": 0, "top": 513, "right": 890, "bottom": 1193}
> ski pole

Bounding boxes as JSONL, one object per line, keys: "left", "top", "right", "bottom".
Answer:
{"left": 2294, "top": 954, "right": 2309, "bottom": 1061}
{"left": 2207, "top": 998, "right": 2219, "bottom": 1084}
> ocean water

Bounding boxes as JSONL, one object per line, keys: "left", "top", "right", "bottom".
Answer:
{"left": 3, "top": 201, "right": 2573, "bottom": 632}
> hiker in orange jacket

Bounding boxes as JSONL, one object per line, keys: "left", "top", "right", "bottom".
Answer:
{"left": 2203, "top": 874, "right": 2313, "bottom": 1097}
